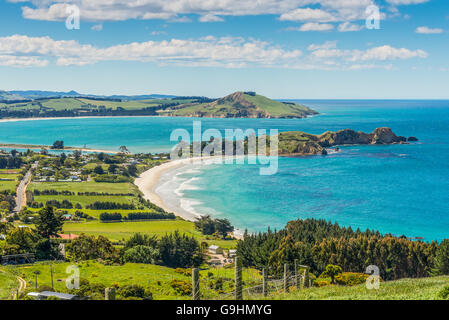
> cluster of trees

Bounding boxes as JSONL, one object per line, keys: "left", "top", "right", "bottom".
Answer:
{"left": 0, "top": 155, "right": 23, "bottom": 169}
{"left": 66, "top": 231, "right": 203, "bottom": 268}
{"left": 45, "top": 199, "right": 73, "bottom": 209}
{"left": 194, "top": 215, "right": 234, "bottom": 239}
{"left": 51, "top": 141, "right": 64, "bottom": 149}
{"left": 0, "top": 206, "right": 64, "bottom": 259}
{"left": 99, "top": 212, "right": 122, "bottom": 222}
{"left": 126, "top": 212, "right": 175, "bottom": 221}
{"left": 33, "top": 189, "right": 75, "bottom": 195}
{"left": 86, "top": 201, "right": 136, "bottom": 210}
{"left": 99, "top": 211, "right": 176, "bottom": 222}
{"left": 237, "top": 219, "right": 442, "bottom": 280}
{"left": 77, "top": 191, "right": 134, "bottom": 196}
{"left": 0, "top": 193, "right": 16, "bottom": 212}
{"left": 93, "top": 175, "right": 132, "bottom": 183}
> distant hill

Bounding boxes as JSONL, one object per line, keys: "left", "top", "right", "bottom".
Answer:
{"left": 160, "top": 91, "right": 318, "bottom": 119}
{"left": 0, "top": 91, "right": 318, "bottom": 119}
{"left": 0, "top": 90, "right": 177, "bottom": 101}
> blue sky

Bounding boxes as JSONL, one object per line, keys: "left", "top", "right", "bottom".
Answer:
{"left": 0, "top": 0, "right": 448, "bottom": 99}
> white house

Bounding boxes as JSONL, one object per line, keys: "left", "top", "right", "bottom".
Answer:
{"left": 208, "top": 245, "right": 223, "bottom": 255}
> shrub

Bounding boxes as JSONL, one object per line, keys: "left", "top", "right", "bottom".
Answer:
{"left": 122, "top": 245, "right": 159, "bottom": 264}
{"left": 118, "top": 285, "right": 147, "bottom": 299}
{"left": 175, "top": 268, "right": 192, "bottom": 277}
{"left": 170, "top": 280, "right": 192, "bottom": 296}
{"left": 334, "top": 272, "right": 369, "bottom": 286}
{"left": 438, "top": 285, "right": 449, "bottom": 299}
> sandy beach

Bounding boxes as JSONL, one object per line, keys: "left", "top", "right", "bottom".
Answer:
{"left": 134, "top": 156, "right": 225, "bottom": 222}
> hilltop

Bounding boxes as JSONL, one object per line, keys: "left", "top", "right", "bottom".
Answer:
{"left": 160, "top": 91, "right": 318, "bottom": 118}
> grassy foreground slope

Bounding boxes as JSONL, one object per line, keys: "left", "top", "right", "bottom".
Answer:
{"left": 264, "top": 276, "right": 449, "bottom": 300}
{"left": 163, "top": 92, "right": 317, "bottom": 118}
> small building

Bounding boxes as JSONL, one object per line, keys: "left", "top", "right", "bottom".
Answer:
{"left": 0, "top": 234, "right": 6, "bottom": 240}
{"left": 208, "top": 245, "right": 223, "bottom": 255}
{"left": 27, "top": 291, "right": 79, "bottom": 300}
{"left": 228, "top": 249, "right": 237, "bottom": 258}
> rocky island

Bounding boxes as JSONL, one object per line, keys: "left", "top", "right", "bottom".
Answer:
{"left": 277, "top": 127, "right": 417, "bottom": 156}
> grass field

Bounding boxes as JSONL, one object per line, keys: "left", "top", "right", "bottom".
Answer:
{"left": 62, "top": 219, "right": 237, "bottom": 249}
{"left": 7, "top": 261, "right": 257, "bottom": 300}
{"left": 7, "top": 261, "right": 449, "bottom": 300}
{"left": 29, "top": 181, "right": 138, "bottom": 194}
{"left": 0, "top": 270, "right": 18, "bottom": 299}
{"left": 262, "top": 276, "right": 449, "bottom": 300}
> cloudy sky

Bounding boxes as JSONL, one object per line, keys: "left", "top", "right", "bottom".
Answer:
{"left": 0, "top": 0, "right": 448, "bottom": 98}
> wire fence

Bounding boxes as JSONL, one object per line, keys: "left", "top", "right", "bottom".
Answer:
{"left": 191, "top": 258, "right": 311, "bottom": 300}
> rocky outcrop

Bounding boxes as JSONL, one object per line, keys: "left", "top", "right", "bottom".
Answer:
{"left": 278, "top": 127, "right": 413, "bottom": 156}
{"left": 408, "top": 136, "right": 419, "bottom": 142}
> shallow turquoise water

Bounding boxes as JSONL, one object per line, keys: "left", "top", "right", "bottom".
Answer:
{"left": 1, "top": 100, "right": 448, "bottom": 241}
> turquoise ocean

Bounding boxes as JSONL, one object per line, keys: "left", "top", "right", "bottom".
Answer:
{"left": 1, "top": 100, "right": 448, "bottom": 241}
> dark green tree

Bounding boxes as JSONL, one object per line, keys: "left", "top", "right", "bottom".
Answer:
{"left": 34, "top": 206, "right": 64, "bottom": 238}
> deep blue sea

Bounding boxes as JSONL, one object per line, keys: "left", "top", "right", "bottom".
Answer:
{"left": 1, "top": 100, "right": 448, "bottom": 241}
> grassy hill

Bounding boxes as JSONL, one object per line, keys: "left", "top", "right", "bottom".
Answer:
{"left": 261, "top": 276, "right": 449, "bottom": 300}
{"left": 161, "top": 92, "right": 318, "bottom": 118}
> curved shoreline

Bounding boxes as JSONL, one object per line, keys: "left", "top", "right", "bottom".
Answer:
{"left": 134, "top": 157, "right": 225, "bottom": 222}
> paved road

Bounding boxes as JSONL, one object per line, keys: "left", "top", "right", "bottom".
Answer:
{"left": 13, "top": 162, "right": 38, "bottom": 213}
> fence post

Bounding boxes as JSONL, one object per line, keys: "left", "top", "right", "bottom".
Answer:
{"left": 302, "top": 267, "right": 309, "bottom": 288}
{"left": 262, "top": 268, "right": 267, "bottom": 297}
{"left": 235, "top": 257, "right": 243, "bottom": 300}
{"left": 294, "top": 259, "right": 299, "bottom": 288}
{"left": 105, "top": 287, "right": 116, "bottom": 300}
{"left": 283, "top": 263, "right": 288, "bottom": 293}
{"left": 192, "top": 268, "right": 200, "bottom": 300}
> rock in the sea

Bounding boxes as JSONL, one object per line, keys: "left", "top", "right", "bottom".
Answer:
{"left": 321, "top": 149, "right": 328, "bottom": 155}
{"left": 371, "top": 127, "right": 406, "bottom": 144}
{"left": 408, "top": 136, "right": 419, "bottom": 142}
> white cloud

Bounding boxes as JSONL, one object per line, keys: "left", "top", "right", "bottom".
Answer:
{"left": 8, "top": 0, "right": 413, "bottom": 26}
{"left": 386, "top": 0, "right": 429, "bottom": 5}
{"left": 338, "top": 22, "right": 363, "bottom": 32}
{"left": 0, "top": 34, "right": 428, "bottom": 69}
{"left": 198, "top": 14, "right": 224, "bottom": 22}
{"left": 0, "top": 34, "right": 301, "bottom": 68}
{"left": 91, "top": 24, "right": 103, "bottom": 31}
{"left": 415, "top": 26, "right": 444, "bottom": 34}
{"left": 295, "top": 23, "right": 334, "bottom": 32}
{"left": 357, "top": 45, "right": 428, "bottom": 61}
{"left": 307, "top": 41, "right": 337, "bottom": 51}
{"left": 279, "top": 8, "right": 337, "bottom": 22}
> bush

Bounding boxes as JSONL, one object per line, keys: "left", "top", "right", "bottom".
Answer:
{"left": 170, "top": 280, "right": 192, "bottom": 296}
{"left": 439, "top": 285, "right": 449, "bottom": 299}
{"left": 334, "top": 272, "right": 369, "bottom": 286}
{"left": 122, "top": 245, "right": 159, "bottom": 264}
{"left": 118, "top": 285, "right": 148, "bottom": 299}
{"left": 175, "top": 268, "right": 192, "bottom": 277}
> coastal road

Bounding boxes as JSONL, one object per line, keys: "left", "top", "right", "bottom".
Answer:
{"left": 13, "top": 161, "right": 38, "bottom": 213}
